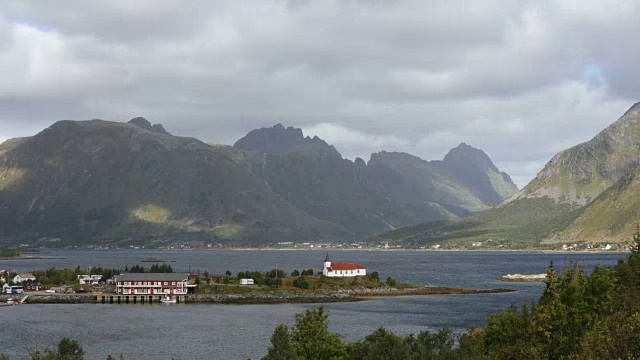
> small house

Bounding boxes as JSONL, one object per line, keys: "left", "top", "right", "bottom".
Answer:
{"left": 3, "top": 283, "right": 24, "bottom": 294}
{"left": 240, "top": 278, "right": 254, "bottom": 285}
{"left": 209, "top": 274, "right": 227, "bottom": 282}
{"left": 13, "top": 273, "right": 36, "bottom": 283}
{"left": 77, "top": 275, "right": 103, "bottom": 285}
{"left": 24, "top": 281, "right": 43, "bottom": 292}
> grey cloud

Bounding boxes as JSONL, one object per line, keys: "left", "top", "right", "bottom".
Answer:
{"left": 0, "top": 0, "right": 638, "bottom": 189}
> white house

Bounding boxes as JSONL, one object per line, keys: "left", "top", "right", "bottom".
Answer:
{"left": 240, "top": 278, "right": 254, "bottom": 285}
{"left": 13, "top": 273, "right": 36, "bottom": 283}
{"left": 322, "top": 254, "right": 366, "bottom": 278}
{"left": 3, "top": 283, "right": 24, "bottom": 294}
{"left": 77, "top": 275, "right": 103, "bottom": 285}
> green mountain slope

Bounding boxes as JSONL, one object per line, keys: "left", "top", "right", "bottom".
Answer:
{"left": 0, "top": 119, "right": 349, "bottom": 246}
{"left": 374, "top": 102, "right": 640, "bottom": 248}
{"left": 552, "top": 167, "right": 640, "bottom": 244}
{"left": 511, "top": 102, "right": 640, "bottom": 205}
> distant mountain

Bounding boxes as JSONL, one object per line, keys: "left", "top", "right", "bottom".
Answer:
{"left": 232, "top": 124, "right": 517, "bottom": 236}
{"left": 438, "top": 143, "right": 518, "bottom": 205}
{"left": 366, "top": 145, "right": 518, "bottom": 218}
{"left": 234, "top": 123, "right": 339, "bottom": 155}
{"left": 0, "top": 119, "right": 348, "bottom": 246}
{"left": 0, "top": 119, "right": 518, "bottom": 247}
{"left": 373, "top": 103, "right": 640, "bottom": 248}
{"left": 128, "top": 117, "right": 170, "bottom": 135}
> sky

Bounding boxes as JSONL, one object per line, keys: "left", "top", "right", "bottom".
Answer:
{"left": 0, "top": 0, "right": 639, "bottom": 188}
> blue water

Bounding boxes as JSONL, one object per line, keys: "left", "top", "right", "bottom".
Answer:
{"left": 0, "top": 250, "right": 626, "bottom": 359}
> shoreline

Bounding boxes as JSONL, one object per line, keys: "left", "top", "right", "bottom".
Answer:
{"left": 0, "top": 287, "right": 517, "bottom": 305}
{"left": 18, "top": 248, "right": 629, "bottom": 254}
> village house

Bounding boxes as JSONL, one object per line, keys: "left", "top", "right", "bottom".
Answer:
{"left": 3, "top": 283, "right": 24, "bottom": 294}
{"left": 240, "top": 278, "right": 254, "bottom": 285}
{"left": 322, "top": 254, "right": 366, "bottom": 278}
{"left": 24, "top": 281, "right": 43, "bottom": 292}
{"left": 13, "top": 273, "right": 36, "bottom": 283}
{"left": 78, "top": 275, "right": 103, "bottom": 285}
{"left": 209, "top": 274, "right": 227, "bottom": 282}
{"left": 115, "top": 273, "right": 193, "bottom": 296}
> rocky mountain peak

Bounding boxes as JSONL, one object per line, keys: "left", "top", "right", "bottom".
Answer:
{"left": 515, "top": 102, "right": 640, "bottom": 205}
{"left": 622, "top": 102, "right": 640, "bottom": 117}
{"left": 234, "top": 124, "right": 339, "bottom": 156}
{"left": 128, "top": 117, "right": 170, "bottom": 135}
{"left": 442, "top": 142, "right": 497, "bottom": 172}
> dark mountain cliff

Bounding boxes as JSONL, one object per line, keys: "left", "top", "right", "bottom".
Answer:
{"left": 0, "top": 119, "right": 518, "bottom": 246}
{"left": 0, "top": 119, "right": 347, "bottom": 245}
{"left": 234, "top": 123, "right": 339, "bottom": 156}
{"left": 232, "top": 124, "right": 517, "bottom": 236}
{"left": 437, "top": 143, "right": 518, "bottom": 205}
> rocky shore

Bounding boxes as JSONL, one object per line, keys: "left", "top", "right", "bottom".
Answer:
{"left": 335, "top": 286, "right": 518, "bottom": 296}
{"left": 0, "top": 294, "right": 98, "bottom": 304}
{"left": 184, "top": 293, "right": 358, "bottom": 304}
{"left": 0, "top": 286, "right": 518, "bottom": 305}
{"left": 497, "top": 274, "right": 546, "bottom": 282}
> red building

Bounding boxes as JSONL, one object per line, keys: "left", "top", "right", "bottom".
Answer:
{"left": 115, "top": 273, "right": 192, "bottom": 296}
{"left": 24, "top": 282, "right": 43, "bottom": 291}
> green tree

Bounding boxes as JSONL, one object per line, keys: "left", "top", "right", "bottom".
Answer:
{"left": 263, "top": 324, "right": 296, "bottom": 360}
{"left": 348, "top": 328, "right": 409, "bottom": 360}
{"left": 292, "top": 307, "right": 347, "bottom": 360}
{"left": 293, "top": 276, "right": 309, "bottom": 289}
{"left": 385, "top": 277, "right": 396, "bottom": 287}
{"left": 301, "top": 269, "right": 314, "bottom": 276}
{"left": 30, "top": 337, "right": 85, "bottom": 360}
{"left": 291, "top": 269, "right": 300, "bottom": 277}
{"left": 266, "top": 269, "right": 285, "bottom": 279}
{"left": 57, "top": 337, "right": 84, "bottom": 359}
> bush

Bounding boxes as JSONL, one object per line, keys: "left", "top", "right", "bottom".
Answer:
{"left": 291, "top": 269, "right": 300, "bottom": 277}
{"left": 30, "top": 337, "right": 85, "bottom": 360}
{"left": 293, "top": 276, "right": 309, "bottom": 289}
{"left": 385, "top": 277, "right": 396, "bottom": 286}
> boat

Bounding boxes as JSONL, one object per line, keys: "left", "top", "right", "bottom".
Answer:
{"left": 160, "top": 297, "right": 176, "bottom": 304}
{"left": 6, "top": 298, "right": 17, "bottom": 305}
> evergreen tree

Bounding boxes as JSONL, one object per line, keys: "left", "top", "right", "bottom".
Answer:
{"left": 263, "top": 324, "right": 296, "bottom": 360}
{"left": 292, "top": 307, "right": 347, "bottom": 360}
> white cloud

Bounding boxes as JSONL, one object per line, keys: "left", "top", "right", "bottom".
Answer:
{"left": 302, "top": 123, "right": 409, "bottom": 160}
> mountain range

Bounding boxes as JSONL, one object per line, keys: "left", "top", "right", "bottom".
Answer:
{"left": 0, "top": 119, "right": 516, "bottom": 246}
{"left": 374, "top": 102, "right": 640, "bottom": 248}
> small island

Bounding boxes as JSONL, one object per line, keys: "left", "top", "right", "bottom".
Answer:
{"left": 140, "top": 257, "right": 175, "bottom": 263}
{"left": 0, "top": 254, "right": 517, "bottom": 305}
{"left": 497, "top": 273, "right": 546, "bottom": 282}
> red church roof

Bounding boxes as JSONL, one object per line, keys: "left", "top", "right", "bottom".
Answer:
{"left": 326, "top": 262, "right": 365, "bottom": 272}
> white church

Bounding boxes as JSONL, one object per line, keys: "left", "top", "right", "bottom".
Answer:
{"left": 322, "top": 253, "right": 366, "bottom": 277}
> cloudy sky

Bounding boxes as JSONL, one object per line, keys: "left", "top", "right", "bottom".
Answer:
{"left": 1, "top": 0, "right": 639, "bottom": 187}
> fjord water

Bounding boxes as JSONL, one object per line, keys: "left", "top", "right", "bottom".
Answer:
{"left": 0, "top": 250, "right": 625, "bottom": 359}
